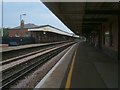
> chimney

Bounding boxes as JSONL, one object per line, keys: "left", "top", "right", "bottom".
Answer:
{"left": 21, "top": 20, "right": 24, "bottom": 28}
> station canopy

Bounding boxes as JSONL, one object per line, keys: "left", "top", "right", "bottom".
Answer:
{"left": 42, "top": 1, "right": 119, "bottom": 36}
{"left": 28, "top": 25, "right": 79, "bottom": 37}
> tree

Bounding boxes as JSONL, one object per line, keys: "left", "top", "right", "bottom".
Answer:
{"left": 3, "top": 28, "right": 9, "bottom": 37}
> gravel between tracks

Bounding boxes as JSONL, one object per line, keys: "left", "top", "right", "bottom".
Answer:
{"left": 10, "top": 46, "right": 71, "bottom": 89}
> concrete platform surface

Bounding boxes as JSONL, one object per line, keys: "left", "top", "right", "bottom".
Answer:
{"left": 70, "top": 42, "right": 118, "bottom": 88}
{"left": 34, "top": 42, "right": 118, "bottom": 89}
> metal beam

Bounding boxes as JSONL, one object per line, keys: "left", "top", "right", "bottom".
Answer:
{"left": 82, "top": 23, "right": 101, "bottom": 25}
{"left": 59, "top": 11, "right": 83, "bottom": 15}
{"left": 58, "top": 10, "right": 119, "bottom": 15}
{"left": 83, "top": 18, "right": 108, "bottom": 22}
{"left": 85, "top": 10, "right": 119, "bottom": 15}
{"left": 118, "top": 3, "right": 120, "bottom": 60}
{"left": 68, "top": 18, "right": 108, "bottom": 21}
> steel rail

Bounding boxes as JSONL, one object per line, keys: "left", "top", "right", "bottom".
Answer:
{"left": 0, "top": 43, "right": 74, "bottom": 89}
{"left": 1, "top": 43, "right": 64, "bottom": 65}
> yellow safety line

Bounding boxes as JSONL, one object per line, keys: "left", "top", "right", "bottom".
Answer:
{"left": 65, "top": 46, "right": 78, "bottom": 89}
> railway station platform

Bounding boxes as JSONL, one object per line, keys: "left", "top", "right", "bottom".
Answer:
{"left": 66, "top": 42, "right": 118, "bottom": 88}
{"left": 35, "top": 42, "right": 118, "bottom": 89}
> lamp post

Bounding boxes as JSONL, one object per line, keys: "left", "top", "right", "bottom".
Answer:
{"left": 20, "top": 13, "right": 26, "bottom": 34}
{"left": 1, "top": 0, "right": 3, "bottom": 37}
{"left": 20, "top": 14, "right": 26, "bottom": 44}
{"left": 20, "top": 14, "right": 26, "bottom": 25}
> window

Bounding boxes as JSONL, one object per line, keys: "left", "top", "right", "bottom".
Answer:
{"left": 15, "top": 33, "right": 20, "bottom": 37}
{"left": 105, "top": 31, "right": 110, "bottom": 46}
{"left": 109, "top": 23, "right": 113, "bottom": 46}
{"left": 25, "top": 32, "right": 29, "bottom": 37}
{"left": 104, "top": 22, "right": 113, "bottom": 47}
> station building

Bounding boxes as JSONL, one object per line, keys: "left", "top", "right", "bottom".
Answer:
{"left": 28, "top": 25, "right": 79, "bottom": 43}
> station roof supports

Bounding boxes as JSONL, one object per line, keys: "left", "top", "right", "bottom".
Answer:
{"left": 42, "top": 2, "right": 119, "bottom": 36}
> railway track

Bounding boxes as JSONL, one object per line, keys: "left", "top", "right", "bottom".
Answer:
{"left": 2, "top": 41, "right": 70, "bottom": 60}
{"left": 1, "top": 42, "right": 67, "bottom": 65}
{"left": 0, "top": 42, "right": 74, "bottom": 89}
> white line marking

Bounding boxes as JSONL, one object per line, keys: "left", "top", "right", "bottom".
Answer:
{"left": 34, "top": 44, "right": 76, "bottom": 88}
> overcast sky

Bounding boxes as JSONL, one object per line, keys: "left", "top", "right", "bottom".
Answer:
{"left": 1, "top": 0, "right": 73, "bottom": 33}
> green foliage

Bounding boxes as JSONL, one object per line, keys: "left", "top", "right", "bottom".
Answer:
{"left": 0, "top": 28, "right": 2, "bottom": 37}
{"left": 3, "top": 28, "right": 9, "bottom": 37}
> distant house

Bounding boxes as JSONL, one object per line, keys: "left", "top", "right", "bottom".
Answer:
{"left": 4, "top": 20, "right": 38, "bottom": 37}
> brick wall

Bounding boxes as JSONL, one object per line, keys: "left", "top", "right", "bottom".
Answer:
{"left": 102, "top": 16, "right": 118, "bottom": 52}
{"left": 8, "top": 29, "right": 31, "bottom": 37}
{"left": 101, "top": 16, "right": 118, "bottom": 60}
